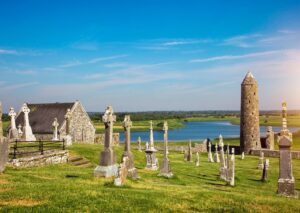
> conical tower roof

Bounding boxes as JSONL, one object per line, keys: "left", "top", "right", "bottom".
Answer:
{"left": 242, "top": 71, "right": 257, "bottom": 85}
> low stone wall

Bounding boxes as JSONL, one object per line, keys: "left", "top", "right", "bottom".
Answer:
{"left": 94, "top": 133, "right": 119, "bottom": 145}
{"left": 8, "top": 150, "right": 69, "bottom": 168}
{"left": 250, "top": 149, "right": 300, "bottom": 159}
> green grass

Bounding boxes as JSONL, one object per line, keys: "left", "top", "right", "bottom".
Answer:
{"left": 1, "top": 141, "right": 300, "bottom": 212}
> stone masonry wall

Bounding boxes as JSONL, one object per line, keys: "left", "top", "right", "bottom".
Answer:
{"left": 94, "top": 133, "right": 120, "bottom": 145}
{"left": 8, "top": 150, "right": 69, "bottom": 168}
{"left": 250, "top": 149, "right": 300, "bottom": 159}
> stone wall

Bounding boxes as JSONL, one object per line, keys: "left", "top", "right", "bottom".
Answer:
{"left": 250, "top": 149, "right": 300, "bottom": 159}
{"left": 94, "top": 133, "right": 120, "bottom": 145}
{"left": 60, "top": 102, "right": 95, "bottom": 144}
{"left": 8, "top": 150, "right": 68, "bottom": 168}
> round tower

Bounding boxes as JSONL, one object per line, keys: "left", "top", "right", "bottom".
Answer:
{"left": 240, "top": 72, "right": 261, "bottom": 153}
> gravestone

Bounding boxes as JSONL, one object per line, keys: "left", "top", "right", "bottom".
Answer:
{"left": 114, "top": 156, "right": 129, "bottom": 186}
{"left": 159, "top": 121, "right": 173, "bottom": 178}
{"left": 266, "top": 126, "right": 275, "bottom": 150}
{"left": 208, "top": 142, "right": 214, "bottom": 163}
{"left": 195, "top": 152, "right": 200, "bottom": 167}
{"left": 277, "top": 102, "right": 297, "bottom": 198}
{"left": 137, "top": 136, "right": 142, "bottom": 152}
{"left": 21, "top": 103, "right": 36, "bottom": 141}
{"left": 0, "top": 103, "right": 8, "bottom": 173}
{"left": 241, "top": 152, "right": 245, "bottom": 160}
{"left": 262, "top": 159, "right": 269, "bottom": 182}
{"left": 258, "top": 151, "right": 264, "bottom": 169}
{"left": 8, "top": 107, "right": 18, "bottom": 139}
{"left": 94, "top": 106, "right": 118, "bottom": 177}
{"left": 219, "top": 135, "right": 227, "bottom": 180}
{"left": 145, "top": 121, "right": 158, "bottom": 170}
{"left": 228, "top": 148, "right": 235, "bottom": 186}
{"left": 187, "top": 140, "right": 193, "bottom": 162}
{"left": 52, "top": 117, "right": 59, "bottom": 141}
{"left": 214, "top": 144, "right": 220, "bottom": 163}
{"left": 122, "top": 115, "right": 138, "bottom": 179}
{"left": 18, "top": 124, "right": 23, "bottom": 138}
{"left": 63, "top": 108, "right": 72, "bottom": 146}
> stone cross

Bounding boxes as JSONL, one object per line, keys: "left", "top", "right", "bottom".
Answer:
{"left": 52, "top": 117, "right": 59, "bottom": 141}
{"left": 94, "top": 106, "right": 118, "bottom": 178}
{"left": 137, "top": 136, "right": 142, "bottom": 152}
{"left": 8, "top": 107, "right": 18, "bottom": 139}
{"left": 208, "top": 142, "right": 214, "bottom": 163}
{"left": 145, "top": 121, "right": 158, "bottom": 170}
{"left": 258, "top": 151, "right": 264, "bottom": 169}
{"left": 195, "top": 152, "right": 200, "bottom": 167}
{"left": 21, "top": 103, "right": 36, "bottom": 141}
{"left": 149, "top": 120, "right": 156, "bottom": 151}
{"left": 122, "top": 115, "right": 138, "bottom": 179}
{"left": 159, "top": 121, "right": 173, "bottom": 178}
{"left": 262, "top": 159, "right": 269, "bottom": 182}
{"left": 277, "top": 102, "right": 297, "bottom": 198}
{"left": 187, "top": 140, "right": 193, "bottom": 162}
{"left": 64, "top": 108, "right": 71, "bottom": 135}
{"left": 214, "top": 144, "right": 220, "bottom": 163}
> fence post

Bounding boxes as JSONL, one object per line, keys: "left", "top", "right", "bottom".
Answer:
{"left": 62, "top": 139, "right": 65, "bottom": 150}
{"left": 13, "top": 140, "right": 17, "bottom": 159}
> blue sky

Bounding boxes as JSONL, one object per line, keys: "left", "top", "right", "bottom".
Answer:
{"left": 1, "top": 0, "right": 300, "bottom": 112}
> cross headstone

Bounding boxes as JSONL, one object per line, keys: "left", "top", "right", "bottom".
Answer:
{"left": 159, "top": 121, "right": 173, "bottom": 178}
{"left": 52, "top": 117, "right": 60, "bottom": 141}
{"left": 145, "top": 121, "right": 158, "bottom": 170}
{"left": 122, "top": 115, "right": 138, "bottom": 179}
{"left": 8, "top": 107, "right": 18, "bottom": 139}
{"left": 137, "top": 136, "right": 142, "bottom": 152}
{"left": 94, "top": 106, "right": 118, "bottom": 177}
{"left": 21, "top": 103, "right": 36, "bottom": 141}
{"left": 208, "top": 142, "right": 214, "bottom": 163}
{"left": 277, "top": 102, "right": 297, "bottom": 198}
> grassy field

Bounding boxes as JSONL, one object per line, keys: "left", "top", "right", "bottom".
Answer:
{"left": 1, "top": 141, "right": 300, "bottom": 212}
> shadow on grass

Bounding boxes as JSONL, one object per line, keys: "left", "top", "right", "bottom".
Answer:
{"left": 65, "top": 175, "right": 80, "bottom": 178}
{"left": 248, "top": 178, "right": 264, "bottom": 182}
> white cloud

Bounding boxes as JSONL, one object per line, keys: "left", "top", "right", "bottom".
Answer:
{"left": 162, "top": 39, "right": 211, "bottom": 46}
{"left": 0, "top": 49, "right": 18, "bottom": 55}
{"left": 190, "top": 50, "right": 281, "bottom": 63}
{"left": 2, "top": 82, "right": 39, "bottom": 90}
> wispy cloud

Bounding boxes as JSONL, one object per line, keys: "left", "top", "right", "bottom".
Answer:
{"left": 2, "top": 82, "right": 39, "bottom": 90}
{"left": 222, "top": 34, "right": 262, "bottom": 48}
{"left": 162, "top": 39, "right": 211, "bottom": 46}
{"left": 0, "top": 49, "right": 18, "bottom": 55}
{"left": 15, "top": 70, "right": 37, "bottom": 75}
{"left": 190, "top": 50, "right": 281, "bottom": 63}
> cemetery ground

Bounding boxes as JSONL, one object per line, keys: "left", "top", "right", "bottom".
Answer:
{"left": 0, "top": 138, "right": 300, "bottom": 212}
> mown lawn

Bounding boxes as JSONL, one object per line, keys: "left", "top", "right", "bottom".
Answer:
{"left": 0, "top": 142, "right": 300, "bottom": 212}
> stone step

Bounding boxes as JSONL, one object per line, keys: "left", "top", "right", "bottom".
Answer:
{"left": 69, "top": 156, "right": 83, "bottom": 162}
{"left": 77, "top": 163, "right": 93, "bottom": 168}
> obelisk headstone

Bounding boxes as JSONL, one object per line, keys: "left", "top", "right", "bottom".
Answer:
{"left": 145, "top": 121, "right": 158, "bottom": 170}
{"left": 21, "top": 103, "right": 36, "bottom": 141}
{"left": 0, "top": 102, "right": 9, "bottom": 173}
{"left": 266, "top": 126, "right": 274, "bottom": 150}
{"left": 94, "top": 106, "right": 118, "bottom": 178}
{"left": 219, "top": 135, "right": 227, "bottom": 180}
{"left": 240, "top": 72, "right": 261, "bottom": 153}
{"left": 159, "top": 121, "right": 173, "bottom": 178}
{"left": 277, "top": 102, "right": 297, "bottom": 198}
{"left": 208, "top": 142, "right": 214, "bottom": 163}
{"left": 122, "top": 115, "right": 138, "bottom": 179}
{"left": 8, "top": 107, "right": 18, "bottom": 139}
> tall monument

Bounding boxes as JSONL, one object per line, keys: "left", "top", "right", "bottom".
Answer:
{"left": 122, "top": 115, "right": 138, "bottom": 178}
{"left": 145, "top": 121, "right": 158, "bottom": 170}
{"left": 21, "top": 103, "right": 36, "bottom": 141}
{"left": 159, "top": 121, "right": 173, "bottom": 178}
{"left": 277, "top": 102, "right": 297, "bottom": 198}
{"left": 240, "top": 72, "right": 260, "bottom": 153}
{"left": 94, "top": 106, "right": 118, "bottom": 177}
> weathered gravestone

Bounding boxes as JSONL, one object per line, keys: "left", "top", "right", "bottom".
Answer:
{"left": 214, "top": 143, "right": 220, "bottom": 163}
{"left": 8, "top": 107, "right": 18, "bottom": 139}
{"left": 258, "top": 151, "right": 264, "bottom": 169}
{"left": 52, "top": 117, "right": 59, "bottom": 141}
{"left": 137, "top": 136, "right": 142, "bottom": 152}
{"left": 0, "top": 102, "right": 9, "bottom": 173}
{"left": 219, "top": 135, "right": 227, "bottom": 180}
{"left": 114, "top": 156, "right": 129, "bottom": 186}
{"left": 63, "top": 108, "right": 72, "bottom": 146}
{"left": 187, "top": 140, "right": 193, "bottom": 162}
{"left": 266, "top": 126, "right": 274, "bottom": 150}
{"left": 94, "top": 106, "right": 118, "bottom": 178}
{"left": 241, "top": 152, "right": 245, "bottom": 160}
{"left": 208, "top": 142, "right": 214, "bottom": 163}
{"left": 262, "top": 159, "right": 269, "bottom": 182}
{"left": 227, "top": 148, "right": 235, "bottom": 186}
{"left": 195, "top": 152, "right": 200, "bottom": 167}
{"left": 122, "top": 115, "right": 138, "bottom": 179}
{"left": 21, "top": 103, "right": 36, "bottom": 141}
{"left": 145, "top": 121, "right": 158, "bottom": 170}
{"left": 277, "top": 102, "right": 297, "bottom": 198}
{"left": 159, "top": 121, "right": 173, "bottom": 178}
